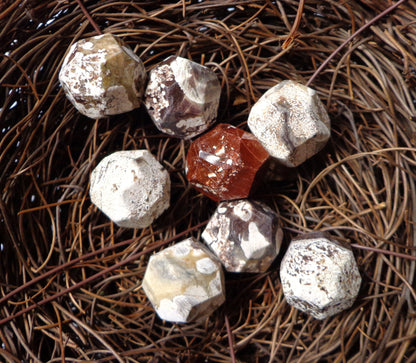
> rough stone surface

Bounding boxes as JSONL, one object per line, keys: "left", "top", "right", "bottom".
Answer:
{"left": 59, "top": 33, "right": 146, "bottom": 118}
{"left": 186, "top": 123, "right": 269, "bottom": 201}
{"left": 90, "top": 150, "right": 170, "bottom": 228}
{"left": 142, "top": 237, "right": 225, "bottom": 323}
{"left": 202, "top": 199, "right": 283, "bottom": 272}
{"left": 248, "top": 80, "right": 331, "bottom": 167}
{"left": 280, "top": 232, "right": 361, "bottom": 320}
{"left": 145, "top": 55, "right": 221, "bottom": 139}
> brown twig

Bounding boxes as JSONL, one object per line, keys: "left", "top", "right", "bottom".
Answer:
{"left": 225, "top": 314, "right": 236, "bottom": 363}
{"left": 351, "top": 244, "right": 416, "bottom": 261}
{"left": 282, "top": 0, "right": 304, "bottom": 49}
{"left": 74, "top": 0, "right": 102, "bottom": 35}
{"left": 307, "top": 0, "right": 409, "bottom": 86}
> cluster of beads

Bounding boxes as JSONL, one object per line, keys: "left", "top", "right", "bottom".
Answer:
{"left": 59, "top": 33, "right": 361, "bottom": 323}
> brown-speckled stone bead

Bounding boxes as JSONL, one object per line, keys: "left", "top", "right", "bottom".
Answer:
{"left": 145, "top": 55, "right": 221, "bottom": 139}
{"left": 202, "top": 199, "right": 283, "bottom": 272}
{"left": 59, "top": 33, "right": 146, "bottom": 118}
{"left": 280, "top": 232, "right": 361, "bottom": 320}
{"left": 248, "top": 80, "right": 331, "bottom": 167}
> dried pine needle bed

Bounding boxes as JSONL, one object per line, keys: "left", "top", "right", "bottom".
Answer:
{"left": 1, "top": 1, "right": 416, "bottom": 362}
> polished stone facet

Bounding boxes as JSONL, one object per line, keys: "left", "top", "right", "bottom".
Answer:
{"left": 142, "top": 238, "right": 225, "bottom": 323}
{"left": 59, "top": 33, "right": 146, "bottom": 118}
{"left": 202, "top": 199, "right": 283, "bottom": 272}
{"left": 186, "top": 123, "right": 269, "bottom": 201}
{"left": 145, "top": 55, "right": 221, "bottom": 139}
{"left": 280, "top": 232, "right": 361, "bottom": 320}
{"left": 90, "top": 150, "right": 170, "bottom": 228}
{"left": 248, "top": 80, "right": 331, "bottom": 167}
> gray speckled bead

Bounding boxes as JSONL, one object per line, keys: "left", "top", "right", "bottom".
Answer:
{"left": 142, "top": 238, "right": 225, "bottom": 323}
{"left": 59, "top": 33, "right": 146, "bottom": 118}
{"left": 280, "top": 232, "right": 361, "bottom": 320}
{"left": 145, "top": 55, "right": 221, "bottom": 139}
{"left": 202, "top": 199, "right": 283, "bottom": 272}
{"left": 248, "top": 80, "right": 331, "bottom": 167}
{"left": 90, "top": 150, "right": 170, "bottom": 228}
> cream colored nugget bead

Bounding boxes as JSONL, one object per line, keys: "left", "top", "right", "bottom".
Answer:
{"left": 248, "top": 80, "right": 331, "bottom": 167}
{"left": 90, "top": 150, "right": 170, "bottom": 229}
{"left": 280, "top": 232, "right": 361, "bottom": 320}
{"left": 202, "top": 199, "right": 283, "bottom": 273}
{"left": 142, "top": 238, "right": 225, "bottom": 323}
{"left": 59, "top": 33, "right": 146, "bottom": 118}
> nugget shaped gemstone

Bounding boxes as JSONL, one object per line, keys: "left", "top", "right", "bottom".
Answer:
{"left": 90, "top": 150, "right": 170, "bottom": 228}
{"left": 280, "top": 232, "right": 361, "bottom": 320}
{"left": 142, "top": 238, "right": 225, "bottom": 323}
{"left": 248, "top": 80, "right": 331, "bottom": 167}
{"left": 186, "top": 124, "right": 269, "bottom": 201}
{"left": 59, "top": 33, "right": 146, "bottom": 118}
{"left": 202, "top": 200, "right": 283, "bottom": 272}
{"left": 145, "top": 55, "right": 221, "bottom": 139}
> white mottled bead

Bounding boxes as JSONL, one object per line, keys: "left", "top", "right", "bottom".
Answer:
{"left": 280, "top": 232, "right": 361, "bottom": 320}
{"left": 59, "top": 33, "right": 146, "bottom": 118}
{"left": 248, "top": 80, "right": 331, "bottom": 167}
{"left": 142, "top": 238, "right": 225, "bottom": 323}
{"left": 89, "top": 150, "right": 170, "bottom": 228}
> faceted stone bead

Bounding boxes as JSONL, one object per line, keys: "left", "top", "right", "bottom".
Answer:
{"left": 186, "top": 123, "right": 269, "bottom": 201}
{"left": 90, "top": 150, "right": 170, "bottom": 228}
{"left": 202, "top": 199, "right": 283, "bottom": 273}
{"left": 59, "top": 33, "right": 146, "bottom": 118}
{"left": 280, "top": 232, "right": 361, "bottom": 320}
{"left": 142, "top": 237, "right": 225, "bottom": 323}
{"left": 145, "top": 55, "right": 221, "bottom": 139}
{"left": 248, "top": 80, "right": 331, "bottom": 167}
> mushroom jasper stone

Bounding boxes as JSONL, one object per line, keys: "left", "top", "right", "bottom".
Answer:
{"left": 202, "top": 200, "right": 283, "bottom": 272}
{"left": 280, "top": 232, "right": 361, "bottom": 320}
{"left": 59, "top": 33, "right": 146, "bottom": 118}
{"left": 186, "top": 123, "right": 269, "bottom": 201}
{"left": 89, "top": 150, "right": 170, "bottom": 229}
{"left": 142, "top": 238, "right": 225, "bottom": 323}
{"left": 248, "top": 80, "right": 331, "bottom": 167}
{"left": 145, "top": 55, "right": 221, "bottom": 139}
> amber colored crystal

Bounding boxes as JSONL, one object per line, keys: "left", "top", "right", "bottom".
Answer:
{"left": 186, "top": 123, "right": 269, "bottom": 201}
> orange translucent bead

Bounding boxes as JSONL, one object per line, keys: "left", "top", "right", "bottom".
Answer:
{"left": 186, "top": 123, "right": 269, "bottom": 201}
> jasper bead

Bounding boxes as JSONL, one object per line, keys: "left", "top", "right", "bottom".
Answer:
{"left": 280, "top": 232, "right": 361, "bottom": 320}
{"left": 185, "top": 123, "right": 269, "bottom": 201}
{"left": 59, "top": 33, "right": 146, "bottom": 119}
{"left": 145, "top": 55, "right": 221, "bottom": 139}
{"left": 142, "top": 238, "right": 225, "bottom": 323}
{"left": 202, "top": 199, "right": 283, "bottom": 272}
{"left": 248, "top": 80, "right": 331, "bottom": 167}
{"left": 89, "top": 150, "right": 170, "bottom": 228}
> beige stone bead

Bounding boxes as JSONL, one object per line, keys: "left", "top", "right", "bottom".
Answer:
{"left": 280, "top": 232, "right": 361, "bottom": 320}
{"left": 59, "top": 33, "right": 146, "bottom": 118}
{"left": 142, "top": 238, "right": 225, "bottom": 323}
{"left": 89, "top": 150, "right": 170, "bottom": 228}
{"left": 248, "top": 80, "right": 331, "bottom": 167}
